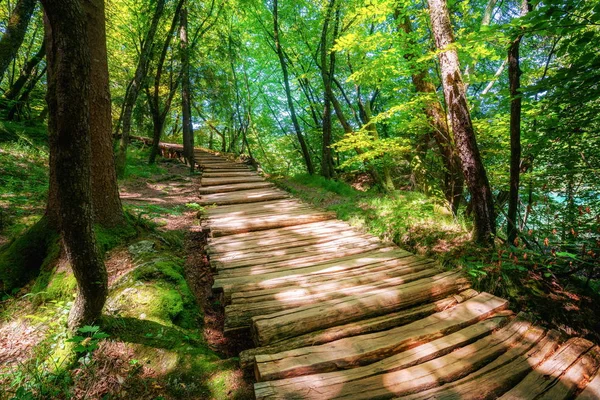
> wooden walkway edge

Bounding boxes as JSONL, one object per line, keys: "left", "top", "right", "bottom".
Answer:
{"left": 190, "top": 147, "right": 600, "bottom": 399}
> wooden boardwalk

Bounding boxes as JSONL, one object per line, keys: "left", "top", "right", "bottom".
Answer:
{"left": 193, "top": 149, "right": 600, "bottom": 399}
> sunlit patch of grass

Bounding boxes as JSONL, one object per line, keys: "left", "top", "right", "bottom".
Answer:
{"left": 0, "top": 122, "right": 49, "bottom": 239}
{"left": 121, "top": 145, "right": 167, "bottom": 181}
{"left": 274, "top": 174, "right": 470, "bottom": 258}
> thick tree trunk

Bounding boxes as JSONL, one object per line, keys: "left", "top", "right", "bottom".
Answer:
{"left": 273, "top": 0, "right": 314, "bottom": 175}
{"left": 427, "top": 0, "right": 496, "bottom": 245}
{"left": 0, "top": 0, "right": 37, "bottom": 83}
{"left": 87, "top": 0, "right": 124, "bottom": 227}
{"left": 115, "top": 0, "right": 165, "bottom": 176}
{"left": 2, "top": 39, "right": 45, "bottom": 105}
{"left": 42, "top": 0, "right": 108, "bottom": 328}
{"left": 397, "top": 15, "right": 463, "bottom": 214}
{"left": 180, "top": 4, "right": 195, "bottom": 172}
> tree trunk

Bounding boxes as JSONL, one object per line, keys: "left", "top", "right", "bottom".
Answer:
{"left": 507, "top": 0, "right": 530, "bottom": 244}
{"left": 180, "top": 3, "right": 195, "bottom": 172}
{"left": 87, "top": 0, "right": 124, "bottom": 228}
{"left": 7, "top": 64, "right": 45, "bottom": 120}
{"left": 2, "top": 38, "right": 45, "bottom": 105}
{"left": 397, "top": 15, "right": 463, "bottom": 214}
{"left": 0, "top": 0, "right": 37, "bottom": 83}
{"left": 273, "top": 0, "right": 314, "bottom": 175}
{"left": 427, "top": 0, "right": 496, "bottom": 245}
{"left": 148, "top": 0, "right": 185, "bottom": 165}
{"left": 319, "top": 0, "right": 336, "bottom": 179}
{"left": 42, "top": 0, "right": 108, "bottom": 328}
{"left": 115, "top": 0, "right": 165, "bottom": 177}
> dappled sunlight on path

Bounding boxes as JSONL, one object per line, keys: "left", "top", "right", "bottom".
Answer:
{"left": 189, "top": 146, "right": 600, "bottom": 399}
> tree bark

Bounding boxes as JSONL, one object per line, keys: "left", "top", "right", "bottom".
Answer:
{"left": 397, "top": 15, "right": 463, "bottom": 214}
{"left": 148, "top": 0, "right": 185, "bottom": 164}
{"left": 507, "top": 0, "right": 530, "bottom": 244}
{"left": 115, "top": 0, "right": 165, "bottom": 177}
{"left": 6, "top": 64, "right": 45, "bottom": 120}
{"left": 0, "top": 0, "right": 37, "bottom": 83}
{"left": 180, "top": 3, "right": 195, "bottom": 172}
{"left": 427, "top": 0, "right": 496, "bottom": 245}
{"left": 41, "top": 0, "right": 108, "bottom": 328}
{"left": 319, "top": 0, "right": 336, "bottom": 179}
{"left": 87, "top": 0, "right": 124, "bottom": 227}
{"left": 273, "top": 0, "right": 314, "bottom": 175}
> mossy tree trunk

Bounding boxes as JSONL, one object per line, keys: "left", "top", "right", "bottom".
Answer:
{"left": 42, "top": 0, "right": 108, "bottom": 328}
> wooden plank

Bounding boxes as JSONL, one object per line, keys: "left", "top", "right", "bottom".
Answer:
{"left": 498, "top": 337, "right": 595, "bottom": 399}
{"left": 198, "top": 182, "right": 274, "bottom": 194}
{"left": 230, "top": 257, "right": 436, "bottom": 303}
{"left": 577, "top": 366, "right": 600, "bottom": 400}
{"left": 251, "top": 271, "right": 471, "bottom": 346}
{"left": 206, "top": 206, "right": 315, "bottom": 221}
{"left": 253, "top": 293, "right": 508, "bottom": 381}
{"left": 208, "top": 231, "right": 373, "bottom": 259}
{"left": 224, "top": 268, "right": 440, "bottom": 332}
{"left": 206, "top": 220, "right": 352, "bottom": 245}
{"left": 213, "top": 242, "right": 389, "bottom": 276}
{"left": 398, "top": 325, "right": 558, "bottom": 400}
{"left": 536, "top": 346, "right": 600, "bottom": 400}
{"left": 240, "top": 291, "right": 479, "bottom": 370}
{"left": 212, "top": 249, "right": 424, "bottom": 300}
{"left": 211, "top": 234, "right": 379, "bottom": 265}
{"left": 202, "top": 171, "right": 259, "bottom": 178}
{"left": 210, "top": 212, "right": 335, "bottom": 237}
{"left": 202, "top": 176, "right": 265, "bottom": 186}
{"left": 204, "top": 199, "right": 308, "bottom": 217}
{"left": 207, "top": 221, "right": 351, "bottom": 248}
{"left": 198, "top": 188, "right": 289, "bottom": 205}
{"left": 254, "top": 313, "right": 513, "bottom": 398}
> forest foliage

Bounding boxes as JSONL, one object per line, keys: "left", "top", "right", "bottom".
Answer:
{"left": 0, "top": 0, "right": 597, "bottom": 336}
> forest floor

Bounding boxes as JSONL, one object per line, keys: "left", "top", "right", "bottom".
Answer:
{"left": 0, "top": 139, "right": 254, "bottom": 399}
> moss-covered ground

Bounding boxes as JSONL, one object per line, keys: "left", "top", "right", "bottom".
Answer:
{"left": 0, "top": 130, "right": 253, "bottom": 399}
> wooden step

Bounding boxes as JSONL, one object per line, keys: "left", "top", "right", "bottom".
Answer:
{"left": 253, "top": 293, "right": 508, "bottom": 380}
{"left": 213, "top": 241, "right": 390, "bottom": 276}
{"left": 206, "top": 220, "right": 352, "bottom": 245}
{"left": 198, "top": 182, "right": 274, "bottom": 194}
{"left": 229, "top": 259, "right": 436, "bottom": 304}
{"left": 401, "top": 328, "right": 561, "bottom": 400}
{"left": 198, "top": 188, "right": 289, "bottom": 205}
{"left": 251, "top": 270, "right": 472, "bottom": 346}
{"left": 203, "top": 171, "right": 259, "bottom": 178}
{"left": 208, "top": 231, "right": 374, "bottom": 260}
{"left": 498, "top": 337, "right": 596, "bottom": 399}
{"left": 254, "top": 313, "right": 514, "bottom": 398}
{"left": 239, "top": 290, "right": 479, "bottom": 370}
{"left": 214, "top": 236, "right": 395, "bottom": 271}
{"left": 577, "top": 366, "right": 600, "bottom": 399}
{"left": 224, "top": 268, "right": 441, "bottom": 332}
{"left": 209, "top": 211, "right": 336, "bottom": 237}
{"left": 212, "top": 248, "right": 417, "bottom": 299}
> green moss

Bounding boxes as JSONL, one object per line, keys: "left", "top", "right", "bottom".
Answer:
{"left": 0, "top": 217, "right": 60, "bottom": 293}
{"left": 133, "top": 258, "right": 184, "bottom": 284}
{"left": 33, "top": 271, "right": 77, "bottom": 304}
{"left": 94, "top": 218, "right": 138, "bottom": 255}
